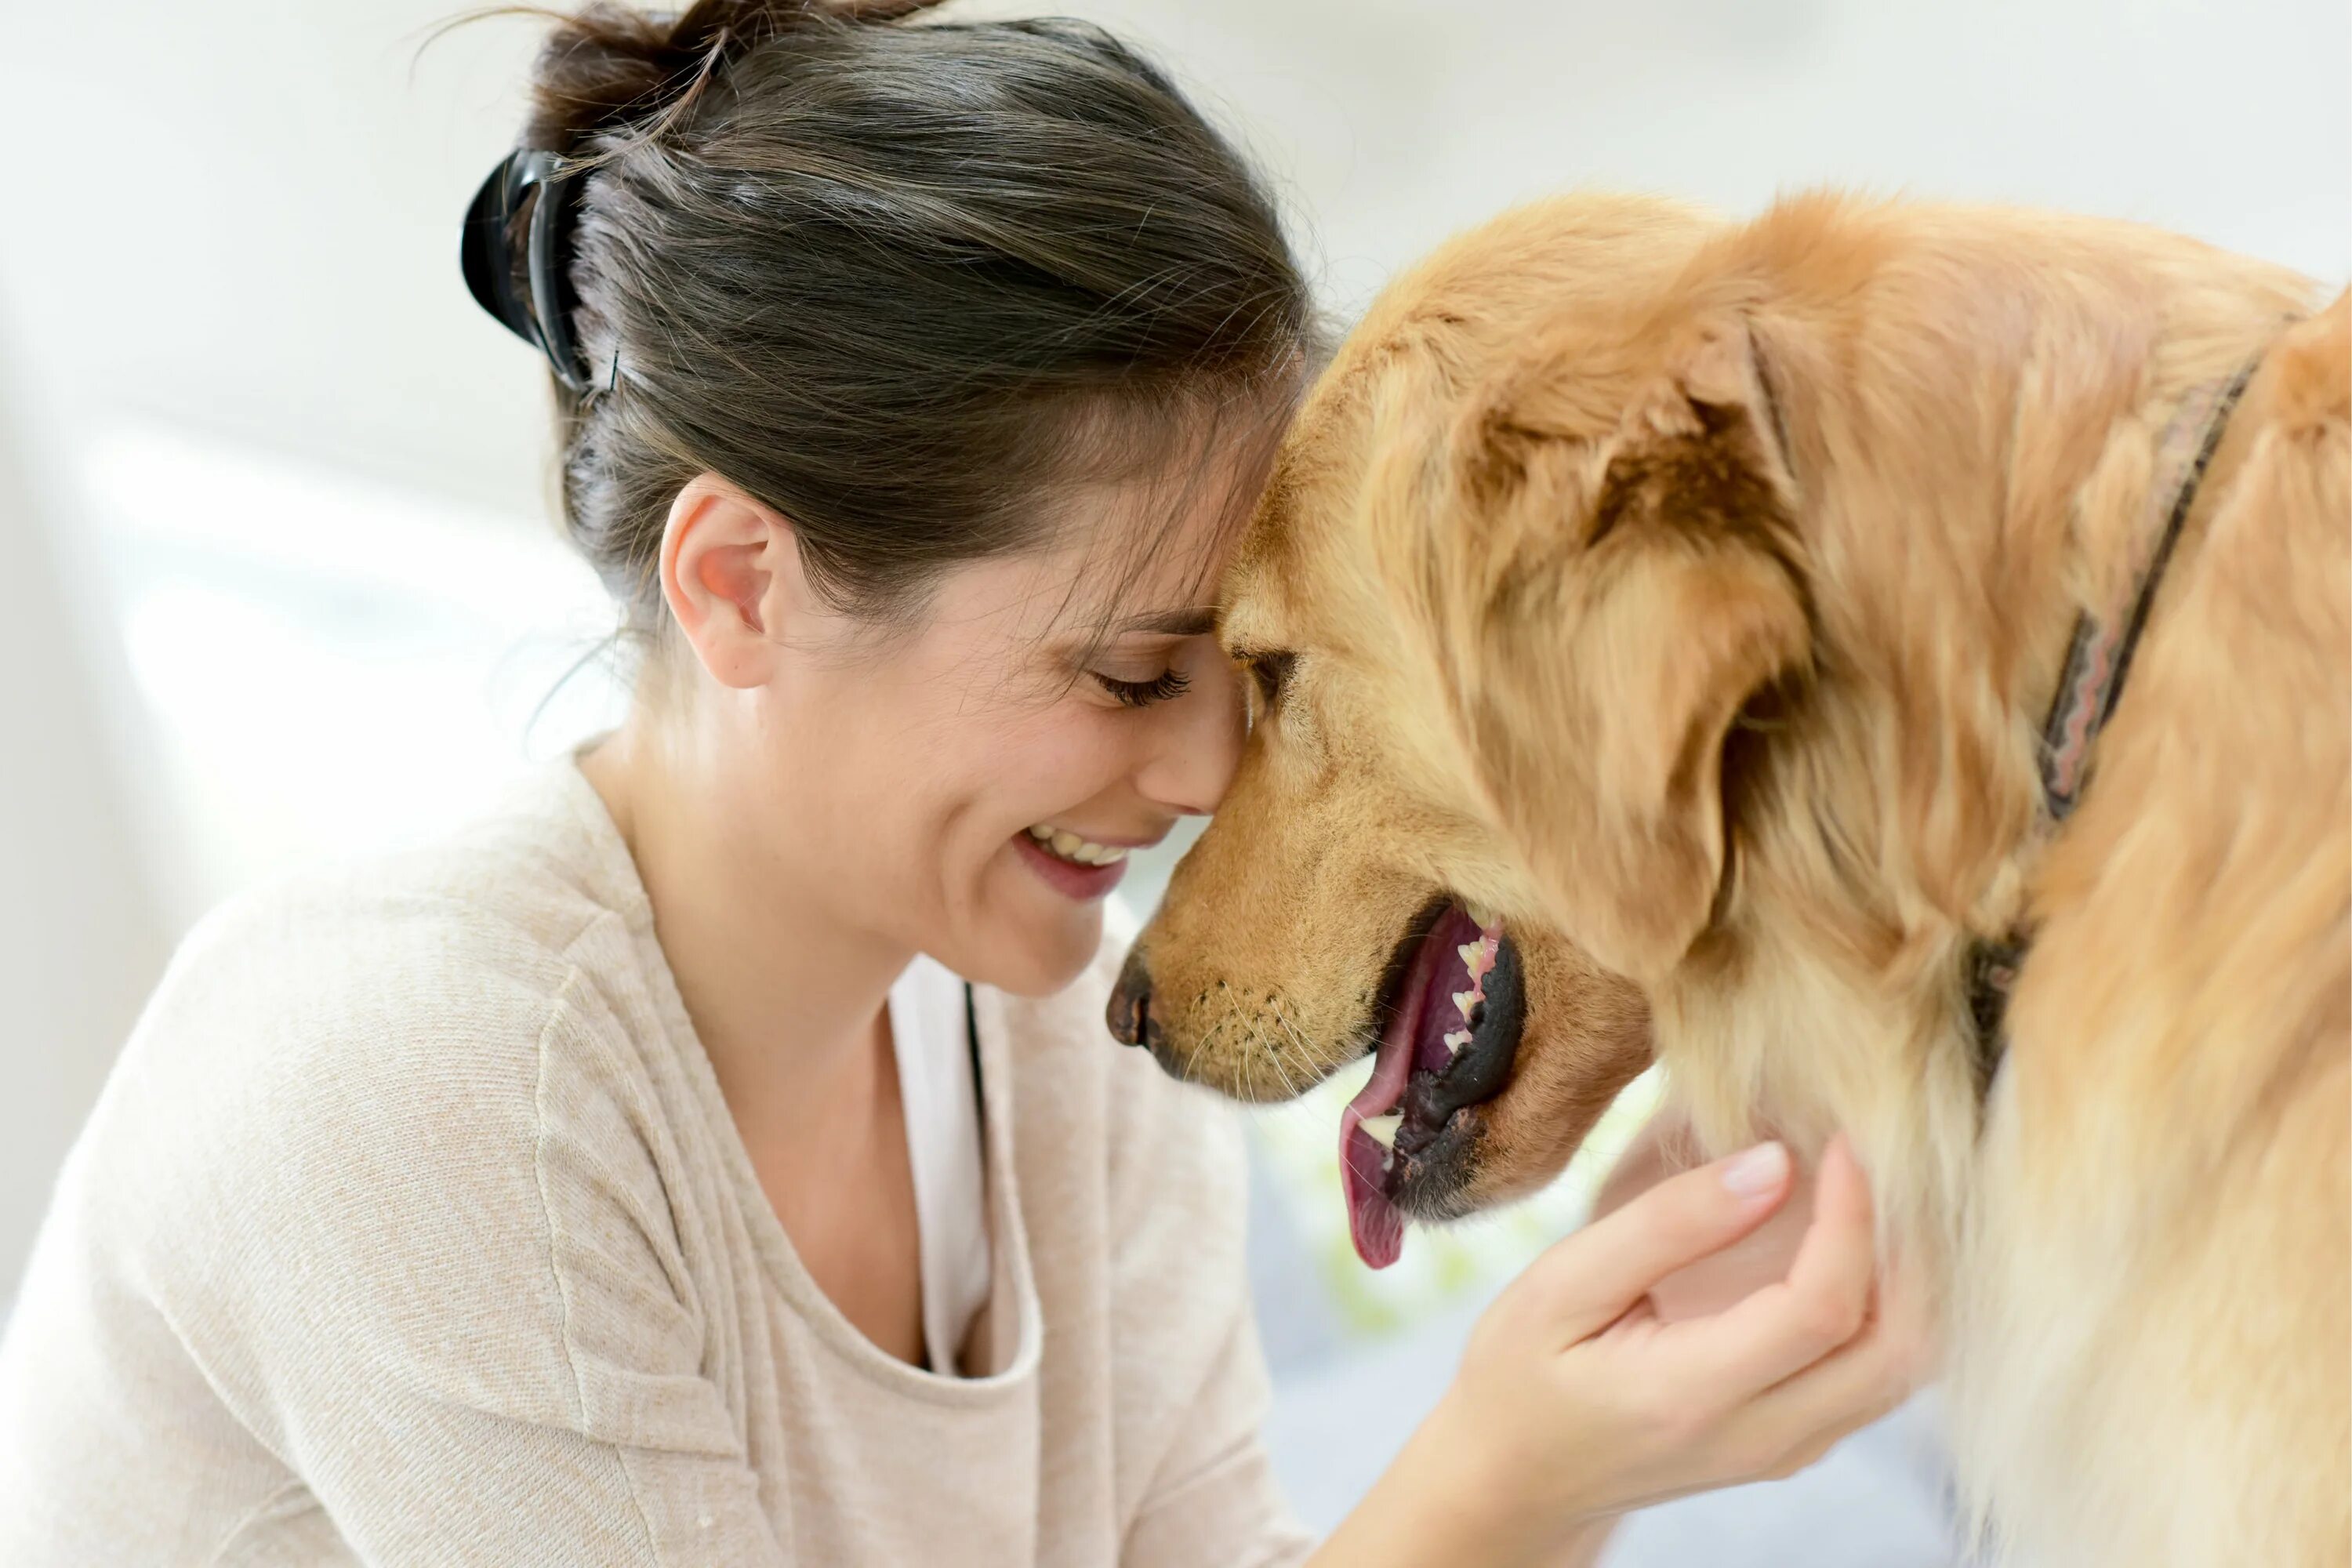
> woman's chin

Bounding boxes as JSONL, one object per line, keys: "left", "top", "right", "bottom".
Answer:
{"left": 951, "top": 875, "right": 1107, "bottom": 997}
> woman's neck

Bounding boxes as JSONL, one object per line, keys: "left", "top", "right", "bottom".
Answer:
{"left": 583, "top": 718, "right": 932, "bottom": 1367}
{"left": 579, "top": 721, "right": 913, "bottom": 1124}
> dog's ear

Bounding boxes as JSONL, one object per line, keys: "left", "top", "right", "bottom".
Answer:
{"left": 1452, "top": 317, "right": 1812, "bottom": 985}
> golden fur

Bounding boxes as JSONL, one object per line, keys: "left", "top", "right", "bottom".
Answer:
{"left": 1126, "top": 192, "right": 2348, "bottom": 1563}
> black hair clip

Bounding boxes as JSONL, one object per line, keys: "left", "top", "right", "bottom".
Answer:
{"left": 460, "top": 148, "right": 591, "bottom": 393}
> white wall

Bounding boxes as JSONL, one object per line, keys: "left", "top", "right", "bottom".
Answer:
{"left": 0, "top": 2, "right": 549, "bottom": 517}
{"left": 0, "top": 313, "right": 170, "bottom": 1297}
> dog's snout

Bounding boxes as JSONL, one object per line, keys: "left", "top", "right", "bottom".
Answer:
{"left": 1107, "top": 948, "right": 1156, "bottom": 1050}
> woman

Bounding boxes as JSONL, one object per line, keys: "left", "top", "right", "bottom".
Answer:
{"left": 0, "top": 3, "right": 1924, "bottom": 1563}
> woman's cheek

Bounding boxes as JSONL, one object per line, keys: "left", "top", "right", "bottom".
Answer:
{"left": 1014, "top": 705, "right": 1135, "bottom": 808}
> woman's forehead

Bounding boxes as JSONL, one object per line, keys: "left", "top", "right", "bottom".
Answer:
{"left": 911, "top": 419, "right": 1279, "bottom": 655}
{"left": 1033, "top": 466, "right": 1256, "bottom": 627}
{"left": 917, "top": 535, "right": 1219, "bottom": 654}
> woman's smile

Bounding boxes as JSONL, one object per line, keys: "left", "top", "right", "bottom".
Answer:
{"left": 1012, "top": 822, "right": 1164, "bottom": 902}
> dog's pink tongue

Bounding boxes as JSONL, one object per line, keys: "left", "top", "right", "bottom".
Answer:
{"left": 1340, "top": 1094, "right": 1406, "bottom": 1269}
{"left": 1338, "top": 927, "right": 1443, "bottom": 1271}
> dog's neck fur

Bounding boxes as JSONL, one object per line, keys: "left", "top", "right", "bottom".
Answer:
{"left": 1664, "top": 201, "right": 2311, "bottom": 1261}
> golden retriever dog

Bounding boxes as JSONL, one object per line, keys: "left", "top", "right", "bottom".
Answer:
{"left": 1108, "top": 193, "right": 2348, "bottom": 1566}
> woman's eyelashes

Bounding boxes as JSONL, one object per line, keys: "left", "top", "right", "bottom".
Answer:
{"left": 1092, "top": 668, "right": 1192, "bottom": 707}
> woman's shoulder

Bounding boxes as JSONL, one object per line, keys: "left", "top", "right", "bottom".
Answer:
{"left": 150, "top": 771, "right": 643, "bottom": 1076}
{"left": 42, "top": 800, "right": 721, "bottom": 1450}
{"left": 82, "top": 771, "right": 671, "bottom": 1265}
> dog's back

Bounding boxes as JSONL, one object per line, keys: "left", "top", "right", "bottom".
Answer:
{"left": 1956, "top": 294, "right": 2349, "bottom": 1567}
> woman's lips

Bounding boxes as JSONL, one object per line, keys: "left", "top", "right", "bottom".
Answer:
{"left": 1013, "top": 831, "right": 1129, "bottom": 901}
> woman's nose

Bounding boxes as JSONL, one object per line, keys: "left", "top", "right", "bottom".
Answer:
{"left": 1135, "top": 660, "right": 1244, "bottom": 816}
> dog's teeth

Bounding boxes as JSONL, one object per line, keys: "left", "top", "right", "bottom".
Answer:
{"left": 1465, "top": 900, "right": 1498, "bottom": 927}
{"left": 1361, "top": 1113, "right": 1402, "bottom": 1151}
{"left": 1443, "top": 1029, "right": 1472, "bottom": 1057}
{"left": 1457, "top": 942, "right": 1482, "bottom": 969}
{"left": 1452, "top": 989, "right": 1477, "bottom": 1021}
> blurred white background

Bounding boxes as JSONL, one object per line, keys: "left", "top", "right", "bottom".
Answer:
{"left": 2, "top": 0, "right": 2343, "bottom": 1559}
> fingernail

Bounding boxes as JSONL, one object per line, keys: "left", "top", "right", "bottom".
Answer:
{"left": 1720, "top": 1141, "right": 1788, "bottom": 1199}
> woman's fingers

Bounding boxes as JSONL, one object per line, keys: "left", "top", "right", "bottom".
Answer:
{"left": 1715, "top": 1244, "right": 1938, "bottom": 1478}
{"left": 1509, "top": 1141, "right": 1796, "bottom": 1346}
{"left": 1658, "top": 1135, "right": 1880, "bottom": 1392}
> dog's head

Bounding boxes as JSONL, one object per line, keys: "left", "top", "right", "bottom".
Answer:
{"left": 1112, "top": 195, "right": 1823, "bottom": 1263}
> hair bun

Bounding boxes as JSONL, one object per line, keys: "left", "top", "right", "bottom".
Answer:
{"left": 524, "top": 0, "right": 951, "bottom": 154}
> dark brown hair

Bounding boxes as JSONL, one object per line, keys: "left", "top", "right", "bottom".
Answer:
{"left": 493, "top": 0, "right": 1313, "bottom": 641}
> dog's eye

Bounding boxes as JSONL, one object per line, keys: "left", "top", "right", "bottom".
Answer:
{"left": 1248, "top": 651, "right": 1296, "bottom": 710}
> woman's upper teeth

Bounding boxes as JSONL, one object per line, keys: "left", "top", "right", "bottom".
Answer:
{"left": 1025, "top": 823, "right": 1128, "bottom": 866}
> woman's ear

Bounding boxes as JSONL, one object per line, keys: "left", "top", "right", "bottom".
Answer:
{"left": 658, "top": 474, "right": 810, "bottom": 690}
{"left": 1451, "top": 317, "right": 1813, "bottom": 986}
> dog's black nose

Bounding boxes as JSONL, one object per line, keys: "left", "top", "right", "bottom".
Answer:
{"left": 1107, "top": 947, "right": 1154, "bottom": 1049}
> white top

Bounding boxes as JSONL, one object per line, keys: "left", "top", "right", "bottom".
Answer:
{"left": 887, "top": 955, "right": 993, "bottom": 1375}
{"left": 0, "top": 760, "right": 1310, "bottom": 1566}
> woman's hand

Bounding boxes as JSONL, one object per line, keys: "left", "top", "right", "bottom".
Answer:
{"left": 1312, "top": 1133, "right": 1933, "bottom": 1568}
{"left": 1589, "top": 1112, "right": 1828, "bottom": 1324}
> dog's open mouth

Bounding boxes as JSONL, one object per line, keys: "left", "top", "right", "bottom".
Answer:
{"left": 1338, "top": 901, "right": 1526, "bottom": 1268}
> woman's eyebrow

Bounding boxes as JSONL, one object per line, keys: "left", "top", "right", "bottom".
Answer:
{"left": 1108, "top": 607, "right": 1220, "bottom": 637}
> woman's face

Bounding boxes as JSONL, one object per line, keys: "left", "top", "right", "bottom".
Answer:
{"left": 676, "top": 448, "right": 1261, "bottom": 997}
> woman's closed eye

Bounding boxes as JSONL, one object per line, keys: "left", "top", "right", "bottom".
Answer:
{"left": 1092, "top": 668, "right": 1192, "bottom": 707}
{"left": 1076, "top": 622, "right": 1220, "bottom": 708}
